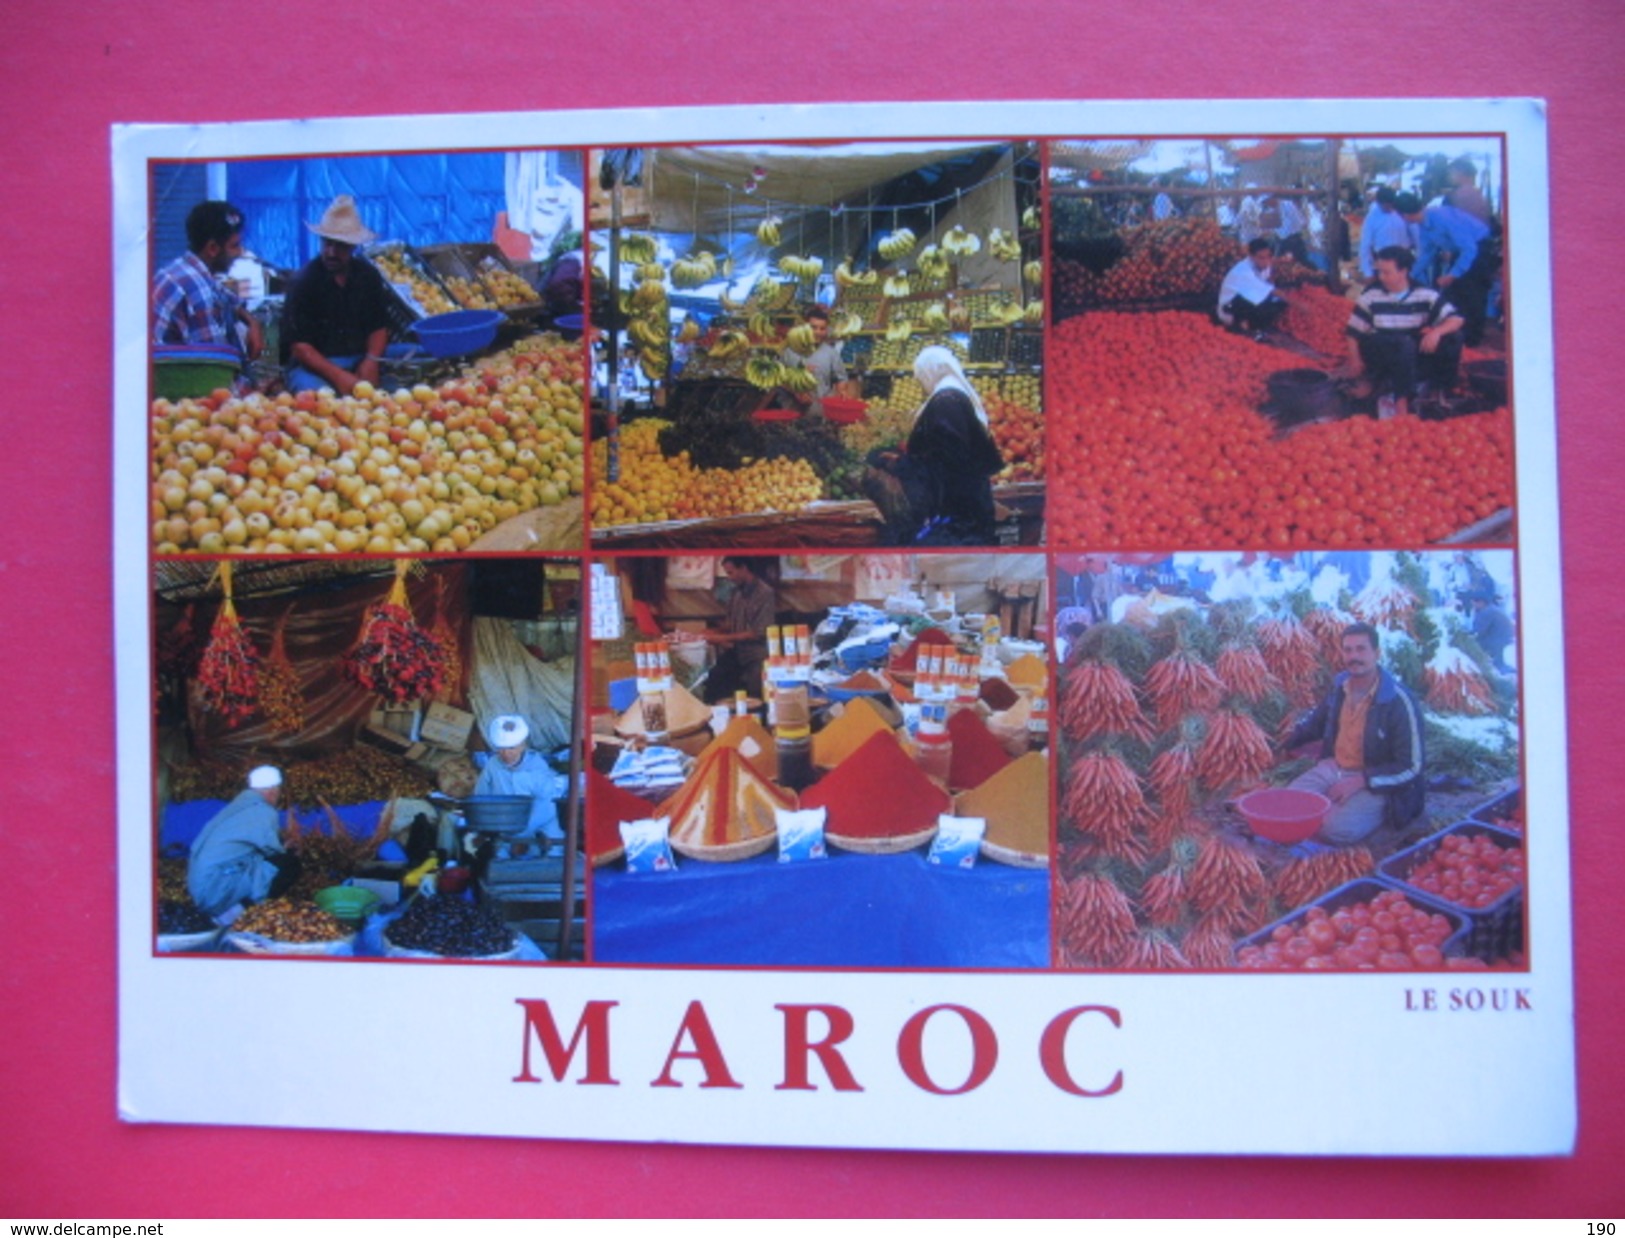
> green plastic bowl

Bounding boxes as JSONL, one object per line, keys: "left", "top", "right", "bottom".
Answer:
{"left": 314, "top": 886, "right": 381, "bottom": 925}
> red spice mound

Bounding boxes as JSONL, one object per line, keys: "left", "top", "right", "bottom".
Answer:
{"left": 836, "top": 669, "right": 888, "bottom": 692}
{"left": 947, "top": 708, "right": 1014, "bottom": 792}
{"left": 800, "top": 731, "right": 948, "bottom": 838}
{"left": 587, "top": 768, "right": 659, "bottom": 864}
{"left": 979, "top": 677, "right": 1020, "bottom": 712}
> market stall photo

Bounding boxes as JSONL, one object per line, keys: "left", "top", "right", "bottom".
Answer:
{"left": 1044, "top": 137, "right": 1512, "bottom": 549}
{"left": 149, "top": 150, "right": 588, "bottom": 553}
{"left": 585, "top": 552, "right": 1052, "bottom": 967}
{"left": 588, "top": 142, "right": 1044, "bottom": 549}
{"left": 153, "top": 556, "right": 586, "bottom": 960}
{"left": 1051, "top": 549, "right": 1522, "bottom": 971}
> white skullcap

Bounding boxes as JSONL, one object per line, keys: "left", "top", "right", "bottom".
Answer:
{"left": 248, "top": 765, "right": 283, "bottom": 789}
{"left": 486, "top": 715, "right": 530, "bottom": 749}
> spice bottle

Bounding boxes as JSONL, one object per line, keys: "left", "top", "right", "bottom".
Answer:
{"left": 734, "top": 690, "right": 749, "bottom": 717}
{"left": 913, "top": 701, "right": 952, "bottom": 788}
{"left": 1027, "top": 693, "right": 1049, "bottom": 752}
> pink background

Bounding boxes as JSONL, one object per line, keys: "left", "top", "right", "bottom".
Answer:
{"left": 3, "top": 0, "right": 1621, "bottom": 1216}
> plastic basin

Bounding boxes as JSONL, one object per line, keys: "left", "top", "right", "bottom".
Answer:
{"left": 1235, "top": 787, "right": 1330, "bottom": 843}
{"left": 412, "top": 309, "right": 503, "bottom": 357}
{"left": 821, "top": 396, "right": 868, "bottom": 424}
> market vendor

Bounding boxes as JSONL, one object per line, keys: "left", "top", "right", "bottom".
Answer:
{"left": 1283, "top": 623, "right": 1425, "bottom": 846}
{"left": 187, "top": 765, "right": 298, "bottom": 917}
{"left": 1343, "top": 246, "right": 1465, "bottom": 420}
{"left": 692, "top": 556, "right": 776, "bottom": 704}
{"left": 1468, "top": 589, "right": 1515, "bottom": 675}
{"left": 1356, "top": 187, "right": 1416, "bottom": 279}
{"left": 281, "top": 195, "right": 397, "bottom": 395}
{"left": 151, "top": 200, "right": 265, "bottom": 366}
{"left": 1404, "top": 192, "right": 1498, "bottom": 348}
{"left": 474, "top": 715, "right": 569, "bottom": 842}
{"left": 779, "top": 306, "right": 855, "bottom": 411}
{"left": 1216, "top": 238, "right": 1288, "bottom": 335}
{"left": 865, "top": 346, "right": 1004, "bottom": 546}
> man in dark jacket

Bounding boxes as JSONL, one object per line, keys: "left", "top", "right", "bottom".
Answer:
{"left": 1285, "top": 623, "right": 1425, "bottom": 844}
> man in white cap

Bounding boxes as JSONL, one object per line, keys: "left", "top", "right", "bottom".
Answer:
{"left": 187, "top": 765, "right": 299, "bottom": 917}
{"left": 281, "top": 194, "right": 396, "bottom": 395}
{"left": 473, "top": 714, "right": 568, "bottom": 843}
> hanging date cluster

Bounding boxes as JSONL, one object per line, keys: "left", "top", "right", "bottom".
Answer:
{"left": 343, "top": 601, "right": 446, "bottom": 705}
{"left": 197, "top": 601, "right": 260, "bottom": 725}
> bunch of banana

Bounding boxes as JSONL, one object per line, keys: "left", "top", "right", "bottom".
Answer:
{"left": 671, "top": 252, "right": 717, "bottom": 289}
{"left": 757, "top": 216, "right": 782, "bottom": 248}
{"left": 709, "top": 330, "right": 751, "bottom": 361}
{"left": 640, "top": 351, "right": 669, "bottom": 381}
{"left": 834, "top": 261, "right": 878, "bottom": 288}
{"left": 1023, "top": 299, "right": 1044, "bottom": 325}
{"left": 630, "top": 279, "right": 668, "bottom": 312}
{"left": 916, "top": 245, "right": 952, "bottom": 284}
{"left": 919, "top": 302, "right": 950, "bottom": 333}
{"left": 1021, "top": 204, "right": 1041, "bottom": 231}
{"left": 778, "top": 254, "right": 824, "bottom": 282}
{"left": 832, "top": 309, "right": 865, "bottom": 338}
{"left": 718, "top": 288, "right": 746, "bottom": 313}
{"left": 676, "top": 317, "right": 702, "bottom": 344}
{"left": 627, "top": 315, "right": 670, "bottom": 350}
{"left": 941, "top": 225, "right": 982, "bottom": 257}
{"left": 785, "top": 323, "right": 818, "bottom": 356}
{"left": 620, "top": 233, "right": 659, "bottom": 265}
{"left": 991, "top": 301, "right": 1026, "bottom": 326}
{"left": 781, "top": 365, "right": 817, "bottom": 394}
{"left": 877, "top": 228, "right": 917, "bottom": 261}
{"left": 747, "top": 311, "right": 778, "bottom": 341}
{"left": 885, "top": 318, "right": 915, "bottom": 342}
{"left": 745, "top": 354, "right": 788, "bottom": 389}
{"left": 988, "top": 228, "right": 1023, "bottom": 262}
{"left": 636, "top": 262, "right": 667, "bottom": 284}
{"left": 948, "top": 303, "right": 972, "bottom": 332}
{"left": 882, "top": 273, "right": 913, "bottom": 299}
{"left": 1024, "top": 259, "right": 1043, "bottom": 286}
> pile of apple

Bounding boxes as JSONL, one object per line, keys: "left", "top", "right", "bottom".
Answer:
{"left": 151, "top": 335, "right": 584, "bottom": 554}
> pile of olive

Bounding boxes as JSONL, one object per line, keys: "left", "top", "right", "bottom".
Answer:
{"left": 158, "top": 900, "right": 215, "bottom": 934}
{"left": 385, "top": 896, "right": 517, "bottom": 957}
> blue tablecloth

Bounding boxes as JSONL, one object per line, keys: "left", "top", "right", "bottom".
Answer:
{"left": 161, "top": 799, "right": 395, "bottom": 852}
{"left": 592, "top": 849, "right": 1049, "bottom": 969}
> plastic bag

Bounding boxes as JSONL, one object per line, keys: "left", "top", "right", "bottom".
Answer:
{"left": 927, "top": 814, "right": 986, "bottom": 869}
{"left": 776, "top": 807, "right": 828, "bottom": 863}
{"left": 620, "top": 817, "right": 678, "bottom": 874}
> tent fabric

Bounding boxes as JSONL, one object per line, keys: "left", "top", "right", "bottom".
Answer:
{"left": 226, "top": 153, "right": 509, "bottom": 272}
{"left": 591, "top": 849, "right": 1049, "bottom": 968}
{"left": 469, "top": 617, "right": 575, "bottom": 752}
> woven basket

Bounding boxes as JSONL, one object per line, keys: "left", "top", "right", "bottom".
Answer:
{"left": 825, "top": 824, "right": 938, "bottom": 855}
{"left": 669, "top": 831, "right": 777, "bottom": 863}
{"left": 979, "top": 838, "right": 1049, "bottom": 869}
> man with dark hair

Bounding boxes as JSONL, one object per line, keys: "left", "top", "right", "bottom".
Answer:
{"left": 1284, "top": 623, "right": 1425, "bottom": 846}
{"left": 1216, "top": 237, "right": 1287, "bottom": 334}
{"left": 779, "top": 303, "right": 853, "bottom": 410}
{"left": 151, "top": 200, "right": 265, "bottom": 363}
{"left": 1357, "top": 187, "right": 1415, "bottom": 279}
{"left": 1345, "top": 244, "right": 1466, "bottom": 419}
{"left": 1401, "top": 191, "right": 1497, "bottom": 347}
{"left": 694, "top": 556, "right": 777, "bottom": 703}
{"left": 282, "top": 195, "right": 396, "bottom": 395}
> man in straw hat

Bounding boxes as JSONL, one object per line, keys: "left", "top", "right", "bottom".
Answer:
{"left": 282, "top": 194, "right": 397, "bottom": 395}
{"left": 187, "top": 765, "right": 300, "bottom": 917}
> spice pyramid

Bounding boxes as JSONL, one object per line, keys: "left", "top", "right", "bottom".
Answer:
{"left": 613, "top": 682, "right": 711, "bottom": 737}
{"left": 947, "top": 708, "right": 1014, "bottom": 791}
{"left": 812, "top": 696, "right": 895, "bottom": 769}
{"left": 802, "top": 730, "right": 948, "bottom": 842}
{"left": 704, "top": 714, "right": 778, "bottom": 780}
{"left": 1004, "top": 652, "right": 1049, "bottom": 690}
{"left": 890, "top": 627, "right": 953, "bottom": 673}
{"left": 665, "top": 745, "right": 795, "bottom": 859}
{"left": 954, "top": 750, "right": 1050, "bottom": 864}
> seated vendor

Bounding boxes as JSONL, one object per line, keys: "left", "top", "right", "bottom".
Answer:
{"left": 1344, "top": 244, "right": 1465, "bottom": 420}
{"left": 1216, "top": 238, "right": 1289, "bottom": 335}
{"left": 475, "top": 714, "right": 569, "bottom": 842}
{"left": 281, "top": 195, "right": 401, "bottom": 395}
{"left": 1283, "top": 623, "right": 1425, "bottom": 846}
{"left": 187, "top": 765, "right": 299, "bottom": 917}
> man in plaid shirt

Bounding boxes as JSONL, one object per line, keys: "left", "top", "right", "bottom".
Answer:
{"left": 151, "top": 200, "right": 264, "bottom": 365}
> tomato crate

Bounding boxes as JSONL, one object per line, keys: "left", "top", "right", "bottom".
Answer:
{"left": 1236, "top": 878, "right": 1469, "bottom": 970}
{"left": 1376, "top": 821, "right": 1526, "bottom": 964}
{"left": 1468, "top": 783, "right": 1523, "bottom": 834}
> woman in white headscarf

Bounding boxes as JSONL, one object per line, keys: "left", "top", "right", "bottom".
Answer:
{"left": 866, "top": 345, "right": 1004, "bottom": 545}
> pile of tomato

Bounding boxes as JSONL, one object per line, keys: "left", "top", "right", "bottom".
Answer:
{"left": 1402, "top": 831, "right": 1525, "bottom": 909}
{"left": 1046, "top": 312, "right": 1516, "bottom": 547}
{"left": 1236, "top": 889, "right": 1456, "bottom": 971}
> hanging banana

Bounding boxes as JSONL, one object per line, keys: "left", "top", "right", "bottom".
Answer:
{"left": 747, "top": 312, "right": 776, "bottom": 341}
{"left": 882, "top": 273, "right": 912, "bottom": 299}
{"left": 1021, "top": 204, "right": 1041, "bottom": 231}
{"left": 708, "top": 330, "right": 751, "bottom": 360}
{"left": 941, "top": 226, "right": 982, "bottom": 257}
{"left": 1024, "top": 260, "right": 1043, "bottom": 286}
{"left": 988, "top": 228, "right": 1023, "bottom": 262}
{"left": 917, "top": 245, "right": 951, "bottom": 283}
{"left": 832, "top": 309, "right": 864, "bottom": 338}
{"left": 619, "top": 234, "right": 659, "bottom": 265}
{"left": 781, "top": 365, "right": 817, "bottom": 394}
{"left": 885, "top": 318, "right": 915, "bottom": 342}
{"left": 877, "top": 228, "right": 917, "bottom": 262}
{"left": 785, "top": 323, "right": 817, "bottom": 356}
{"left": 757, "top": 216, "right": 782, "bottom": 248}
{"left": 676, "top": 317, "right": 701, "bottom": 344}
{"left": 1023, "top": 299, "right": 1044, "bottom": 325}
{"left": 745, "top": 355, "right": 787, "bottom": 389}
{"left": 920, "top": 302, "right": 950, "bottom": 333}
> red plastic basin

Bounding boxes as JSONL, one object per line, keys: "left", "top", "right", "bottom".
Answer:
{"left": 1235, "top": 787, "right": 1331, "bottom": 843}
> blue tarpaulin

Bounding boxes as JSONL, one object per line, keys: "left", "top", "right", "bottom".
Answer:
{"left": 592, "top": 849, "right": 1049, "bottom": 969}
{"left": 161, "top": 798, "right": 394, "bottom": 853}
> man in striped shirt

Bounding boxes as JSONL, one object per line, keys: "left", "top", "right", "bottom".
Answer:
{"left": 1344, "top": 245, "right": 1465, "bottom": 419}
